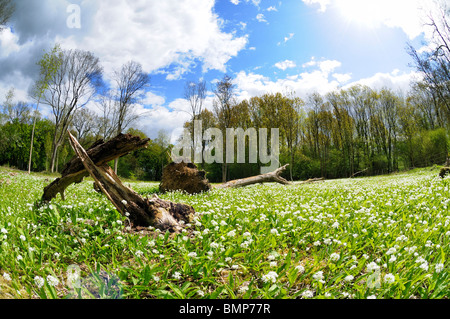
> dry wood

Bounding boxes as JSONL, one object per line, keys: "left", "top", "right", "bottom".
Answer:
{"left": 66, "top": 132, "right": 195, "bottom": 231}
{"left": 42, "top": 134, "right": 150, "bottom": 202}
{"left": 214, "top": 164, "right": 292, "bottom": 189}
{"left": 295, "top": 177, "right": 325, "bottom": 185}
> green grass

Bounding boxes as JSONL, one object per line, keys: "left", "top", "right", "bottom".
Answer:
{"left": 0, "top": 166, "right": 448, "bottom": 299}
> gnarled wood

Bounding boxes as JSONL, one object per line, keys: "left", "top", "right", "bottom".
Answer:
{"left": 67, "top": 132, "right": 195, "bottom": 232}
{"left": 42, "top": 134, "right": 150, "bottom": 202}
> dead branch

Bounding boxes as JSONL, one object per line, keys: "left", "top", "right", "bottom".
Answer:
{"left": 214, "top": 164, "right": 292, "bottom": 189}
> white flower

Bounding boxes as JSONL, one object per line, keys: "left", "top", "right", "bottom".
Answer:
{"left": 419, "top": 262, "right": 429, "bottom": 271}
{"left": 3, "top": 273, "right": 11, "bottom": 281}
{"left": 386, "top": 248, "right": 397, "bottom": 255}
{"left": 367, "top": 262, "right": 380, "bottom": 272}
{"left": 270, "top": 229, "right": 279, "bottom": 235}
{"left": 313, "top": 240, "right": 321, "bottom": 246}
{"left": 1, "top": 228, "right": 7, "bottom": 234}
{"left": 344, "top": 275, "right": 354, "bottom": 282}
{"left": 135, "top": 250, "right": 144, "bottom": 258}
{"left": 173, "top": 272, "right": 182, "bottom": 280}
{"left": 295, "top": 265, "right": 305, "bottom": 274}
{"left": 220, "top": 220, "right": 227, "bottom": 226}
{"left": 313, "top": 271, "right": 324, "bottom": 281}
{"left": 20, "top": 235, "right": 26, "bottom": 241}
{"left": 332, "top": 221, "right": 339, "bottom": 228}
{"left": 262, "top": 271, "right": 278, "bottom": 283}
{"left": 46, "top": 275, "right": 59, "bottom": 287}
{"left": 34, "top": 276, "right": 45, "bottom": 289}
{"left": 367, "top": 295, "right": 377, "bottom": 299}
{"left": 16, "top": 255, "right": 23, "bottom": 261}
{"left": 384, "top": 274, "right": 395, "bottom": 284}
{"left": 330, "top": 253, "right": 340, "bottom": 262}
{"left": 210, "top": 242, "right": 219, "bottom": 249}
{"left": 435, "top": 263, "right": 444, "bottom": 273}
{"left": 197, "top": 290, "right": 205, "bottom": 297}
{"left": 389, "top": 255, "right": 397, "bottom": 263}
{"left": 231, "top": 265, "right": 239, "bottom": 270}
{"left": 227, "top": 230, "right": 236, "bottom": 237}
{"left": 270, "top": 261, "right": 277, "bottom": 268}
{"left": 121, "top": 200, "right": 128, "bottom": 205}
{"left": 238, "top": 285, "right": 249, "bottom": 294}
{"left": 225, "top": 257, "right": 232, "bottom": 263}
{"left": 302, "top": 290, "right": 314, "bottom": 298}
{"left": 187, "top": 252, "right": 197, "bottom": 258}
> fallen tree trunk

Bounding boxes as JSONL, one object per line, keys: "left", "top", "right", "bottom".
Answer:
{"left": 66, "top": 132, "right": 195, "bottom": 232}
{"left": 42, "top": 134, "right": 150, "bottom": 202}
{"left": 214, "top": 164, "right": 292, "bottom": 189}
{"left": 295, "top": 177, "right": 325, "bottom": 185}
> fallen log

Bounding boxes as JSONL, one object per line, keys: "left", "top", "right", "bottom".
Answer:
{"left": 42, "top": 134, "right": 150, "bottom": 202}
{"left": 66, "top": 132, "right": 195, "bottom": 232}
{"left": 214, "top": 164, "right": 292, "bottom": 189}
{"left": 295, "top": 177, "right": 325, "bottom": 185}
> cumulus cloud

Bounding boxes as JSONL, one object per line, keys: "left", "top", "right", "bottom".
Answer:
{"left": 274, "top": 60, "right": 297, "bottom": 71}
{"left": 234, "top": 59, "right": 419, "bottom": 103}
{"left": 1, "top": 0, "right": 248, "bottom": 92}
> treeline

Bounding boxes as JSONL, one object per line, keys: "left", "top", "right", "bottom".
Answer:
{"left": 184, "top": 82, "right": 449, "bottom": 183}
{"left": 0, "top": 88, "right": 172, "bottom": 181}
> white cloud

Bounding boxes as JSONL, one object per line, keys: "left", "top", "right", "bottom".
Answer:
{"left": 274, "top": 60, "right": 297, "bottom": 71}
{"left": 302, "top": 0, "right": 442, "bottom": 40}
{"left": 332, "top": 73, "right": 352, "bottom": 83}
{"left": 345, "top": 69, "right": 421, "bottom": 93}
{"left": 267, "top": 6, "right": 278, "bottom": 12}
{"left": 319, "top": 60, "right": 341, "bottom": 74}
{"left": 302, "top": 0, "right": 331, "bottom": 12}
{"left": 234, "top": 60, "right": 419, "bottom": 103}
{"left": 230, "top": 0, "right": 240, "bottom": 5}
{"left": 256, "top": 13, "right": 268, "bottom": 23}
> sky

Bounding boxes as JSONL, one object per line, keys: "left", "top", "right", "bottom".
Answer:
{"left": 0, "top": 0, "right": 443, "bottom": 141}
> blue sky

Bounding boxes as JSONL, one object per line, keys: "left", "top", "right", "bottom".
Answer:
{"left": 0, "top": 0, "right": 441, "bottom": 140}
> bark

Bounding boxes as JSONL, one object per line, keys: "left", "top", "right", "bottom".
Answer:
{"left": 65, "top": 132, "right": 194, "bottom": 231}
{"left": 215, "top": 164, "right": 292, "bottom": 189}
{"left": 42, "top": 133, "right": 150, "bottom": 202}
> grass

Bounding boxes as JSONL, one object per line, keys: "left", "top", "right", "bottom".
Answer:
{"left": 0, "top": 166, "right": 448, "bottom": 299}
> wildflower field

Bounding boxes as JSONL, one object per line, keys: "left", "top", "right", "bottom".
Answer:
{"left": 0, "top": 166, "right": 448, "bottom": 299}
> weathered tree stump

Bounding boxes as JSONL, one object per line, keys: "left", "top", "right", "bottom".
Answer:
{"left": 42, "top": 133, "right": 195, "bottom": 232}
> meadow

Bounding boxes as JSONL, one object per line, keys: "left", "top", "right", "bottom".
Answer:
{"left": 0, "top": 166, "right": 448, "bottom": 299}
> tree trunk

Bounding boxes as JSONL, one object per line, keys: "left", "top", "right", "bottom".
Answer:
{"left": 215, "top": 164, "right": 291, "bottom": 189}
{"left": 42, "top": 133, "right": 195, "bottom": 232}
{"left": 42, "top": 134, "right": 150, "bottom": 202}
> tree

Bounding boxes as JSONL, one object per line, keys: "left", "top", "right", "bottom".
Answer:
{"left": 28, "top": 44, "right": 63, "bottom": 174}
{"left": 0, "top": 0, "right": 14, "bottom": 31}
{"left": 213, "top": 74, "right": 237, "bottom": 182}
{"left": 407, "top": 1, "right": 450, "bottom": 123}
{"left": 111, "top": 61, "right": 150, "bottom": 174}
{"left": 71, "top": 107, "right": 99, "bottom": 147}
{"left": 184, "top": 80, "right": 206, "bottom": 122}
{"left": 40, "top": 48, "right": 103, "bottom": 173}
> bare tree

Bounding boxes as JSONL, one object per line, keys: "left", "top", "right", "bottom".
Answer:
{"left": 213, "top": 74, "right": 237, "bottom": 182}
{"left": 40, "top": 48, "right": 103, "bottom": 172}
{"left": 0, "top": 0, "right": 14, "bottom": 31}
{"left": 111, "top": 61, "right": 150, "bottom": 173}
{"left": 184, "top": 80, "right": 206, "bottom": 121}
{"left": 71, "top": 107, "right": 99, "bottom": 147}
